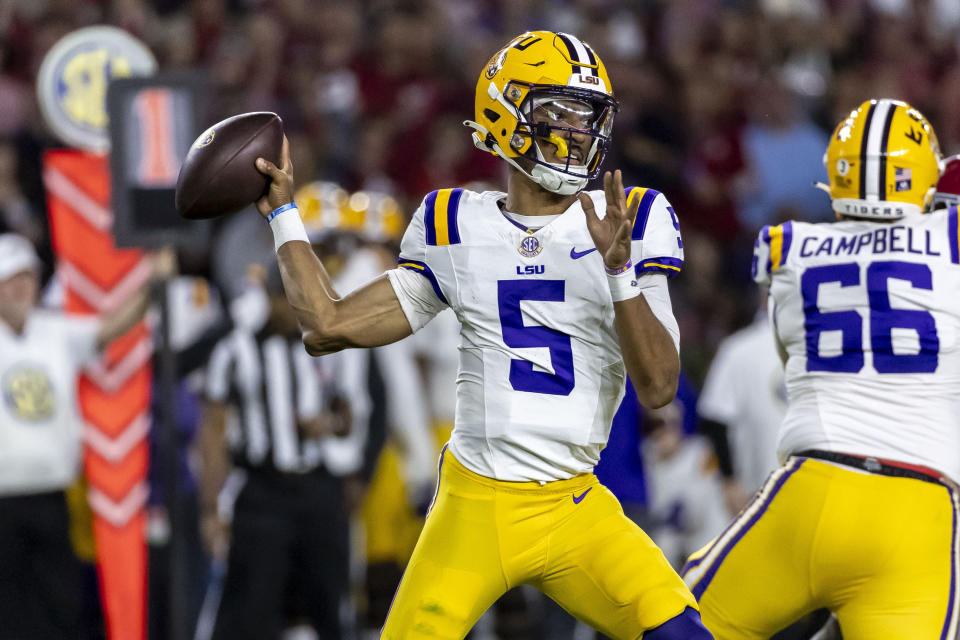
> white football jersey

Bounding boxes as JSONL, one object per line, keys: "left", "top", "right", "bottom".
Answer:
{"left": 388, "top": 186, "right": 683, "bottom": 481}
{"left": 698, "top": 314, "right": 786, "bottom": 493}
{"left": 754, "top": 207, "right": 960, "bottom": 483}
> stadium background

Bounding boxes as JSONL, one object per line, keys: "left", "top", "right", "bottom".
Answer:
{"left": 3, "top": 0, "right": 960, "bottom": 638}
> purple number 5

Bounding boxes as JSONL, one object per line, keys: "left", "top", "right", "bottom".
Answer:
{"left": 497, "top": 280, "right": 576, "bottom": 395}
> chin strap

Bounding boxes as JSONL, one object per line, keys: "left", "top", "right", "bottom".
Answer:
{"left": 463, "top": 119, "right": 587, "bottom": 195}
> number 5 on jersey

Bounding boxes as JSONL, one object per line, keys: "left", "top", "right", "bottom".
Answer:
{"left": 497, "top": 280, "right": 576, "bottom": 395}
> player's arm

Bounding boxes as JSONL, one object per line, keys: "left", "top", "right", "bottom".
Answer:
{"left": 754, "top": 235, "right": 788, "bottom": 366}
{"left": 609, "top": 280, "right": 680, "bottom": 408}
{"left": 254, "top": 139, "right": 412, "bottom": 355}
{"left": 277, "top": 247, "right": 411, "bottom": 355}
{"left": 580, "top": 171, "right": 680, "bottom": 408}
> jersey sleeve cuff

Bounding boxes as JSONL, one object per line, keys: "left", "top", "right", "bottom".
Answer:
{"left": 635, "top": 256, "right": 683, "bottom": 278}
{"left": 397, "top": 259, "right": 448, "bottom": 304}
{"left": 387, "top": 267, "right": 445, "bottom": 333}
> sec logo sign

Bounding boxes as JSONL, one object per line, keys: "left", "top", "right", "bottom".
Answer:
{"left": 37, "top": 26, "right": 157, "bottom": 152}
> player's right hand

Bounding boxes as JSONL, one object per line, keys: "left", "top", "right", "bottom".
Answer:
{"left": 255, "top": 135, "right": 295, "bottom": 218}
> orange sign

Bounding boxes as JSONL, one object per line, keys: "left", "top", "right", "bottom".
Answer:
{"left": 45, "top": 150, "right": 150, "bottom": 640}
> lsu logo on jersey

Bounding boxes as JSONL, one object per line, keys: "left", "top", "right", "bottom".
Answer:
{"left": 3, "top": 366, "right": 55, "bottom": 422}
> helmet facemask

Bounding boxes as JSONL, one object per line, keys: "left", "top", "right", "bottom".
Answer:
{"left": 510, "top": 85, "right": 617, "bottom": 195}
{"left": 930, "top": 192, "right": 960, "bottom": 211}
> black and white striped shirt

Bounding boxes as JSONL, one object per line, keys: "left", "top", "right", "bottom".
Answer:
{"left": 206, "top": 328, "right": 330, "bottom": 474}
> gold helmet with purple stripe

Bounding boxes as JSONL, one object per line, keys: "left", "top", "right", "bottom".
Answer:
{"left": 820, "top": 99, "right": 941, "bottom": 220}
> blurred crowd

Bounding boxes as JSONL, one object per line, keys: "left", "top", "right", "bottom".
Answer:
{"left": 3, "top": 0, "right": 960, "bottom": 638}
{"left": 4, "top": 0, "right": 960, "bottom": 379}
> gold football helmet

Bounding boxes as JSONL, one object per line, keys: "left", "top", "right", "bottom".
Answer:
{"left": 343, "top": 190, "right": 405, "bottom": 243}
{"left": 293, "top": 181, "right": 351, "bottom": 242}
{"left": 464, "top": 31, "right": 618, "bottom": 195}
{"left": 296, "top": 183, "right": 404, "bottom": 245}
{"left": 821, "top": 99, "right": 941, "bottom": 220}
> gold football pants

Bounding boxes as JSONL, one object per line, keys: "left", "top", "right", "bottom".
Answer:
{"left": 684, "top": 458, "right": 960, "bottom": 639}
{"left": 381, "top": 448, "right": 697, "bottom": 639}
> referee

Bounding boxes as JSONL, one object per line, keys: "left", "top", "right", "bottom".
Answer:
{"left": 200, "top": 266, "right": 359, "bottom": 640}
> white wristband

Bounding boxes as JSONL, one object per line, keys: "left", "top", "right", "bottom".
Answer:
{"left": 607, "top": 267, "right": 641, "bottom": 302}
{"left": 268, "top": 203, "right": 309, "bottom": 251}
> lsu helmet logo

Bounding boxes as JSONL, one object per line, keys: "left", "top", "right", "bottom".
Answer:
{"left": 485, "top": 32, "right": 541, "bottom": 79}
{"left": 37, "top": 26, "right": 157, "bottom": 152}
{"left": 485, "top": 46, "right": 510, "bottom": 79}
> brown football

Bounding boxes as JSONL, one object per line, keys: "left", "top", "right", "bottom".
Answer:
{"left": 175, "top": 112, "right": 283, "bottom": 220}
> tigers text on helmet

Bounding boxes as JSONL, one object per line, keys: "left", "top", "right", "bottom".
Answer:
{"left": 821, "top": 99, "right": 941, "bottom": 221}
{"left": 930, "top": 154, "right": 960, "bottom": 211}
{"left": 464, "top": 31, "right": 618, "bottom": 196}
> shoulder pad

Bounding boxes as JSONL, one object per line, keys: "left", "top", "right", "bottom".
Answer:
{"left": 626, "top": 187, "right": 684, "bottom": 277}
{"left": 625, "top": 186, "right": 663, "bottom": 241}
{"left": 752, "top": 222, "right": 794, "bottom": 283}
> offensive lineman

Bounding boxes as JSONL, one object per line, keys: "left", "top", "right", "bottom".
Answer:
{"left": 683, "top": 99, "right": 960, "bottom": 639}
{"left": 254, "top": 31, "right": 710, "bottom": 639}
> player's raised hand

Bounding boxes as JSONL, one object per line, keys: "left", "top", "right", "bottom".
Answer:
{"left": 579, "top": 170, "right": 638, "bottom": 270}
{"left": 255, "top": 135, "right": 295, "bottom": 218}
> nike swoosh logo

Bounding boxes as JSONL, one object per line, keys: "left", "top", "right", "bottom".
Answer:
{"left": 570, "top": 247, "right": 597, "bottom": 259}
{"left": 572, "top": 488, "right": 592, "bottom": 504}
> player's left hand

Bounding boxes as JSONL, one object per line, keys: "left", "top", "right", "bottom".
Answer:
{"left": 579, "top": 170, "right": 639, "bottom": 270}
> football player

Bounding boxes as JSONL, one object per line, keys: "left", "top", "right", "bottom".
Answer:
{"left": 683, "top": 99, "right": 960, "bottom": 639}
{"left": 255, "top": 31, "right": 710, "bottom": 639}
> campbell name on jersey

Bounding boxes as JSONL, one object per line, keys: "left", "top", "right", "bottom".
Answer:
{"left": 753, "top": 207, "right": 960, "bottom": 482}
{"left": 395, "top": 186, "right": 683, "bottom": 482}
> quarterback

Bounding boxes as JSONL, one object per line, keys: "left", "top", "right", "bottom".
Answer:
{"left": 683, "top": 99, "right": 960, "bottom": 639}
{"left": 254, "top": 31, "right": 710, "bottom": 639}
